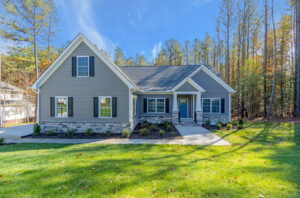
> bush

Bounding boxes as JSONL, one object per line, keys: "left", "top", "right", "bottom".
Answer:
{"left": 0, "top": 137, "right": 4, "bottom": 145}
{"left": 166, "top": 124, "right": 173, "bottom": 132}
{"left": 33, "top": 123, "right": 41, "bottom": 135}
{"left": 238, "top": 119, "right": 244, "bottom": 129}
{"left": 46, "top": 130, "right": 56, "bottom": 136}
{"left": 67, "top": 129, "right": 76, "bottom": 137}
{"left": 84, "top": 128, "right": 94, "bottom": 136}
{"left": 205, "top": 119, "right": 211, "bottom": 126}
{"left": 162, "top": 120, "right": 172, "bottom": 128}
{"left": 150, "top": 124, "right": 158, "bottom": 132}
{"left": 226, "top": 123, "right": 233, "bottom": 130}
{"left": 139, "top": 128, "right": 149, "bottom": 136}
{"left": 121, "top": 128, "right": 131, "bottom": 138}
{"left": 217, "top": 123, "right": 223, "bottom": 130}
{"left": 159, "top": 129, "right": 165, "bottom": 137}
{"left": 141, "top": 123, "right": 149, "bottom": 128}
{"left": 105, "top": 129, "right": 112, "bottom": 136}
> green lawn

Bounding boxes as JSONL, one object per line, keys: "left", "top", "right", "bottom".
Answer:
{"left": 0, "top": 122, "right": 299, "bottom": 198}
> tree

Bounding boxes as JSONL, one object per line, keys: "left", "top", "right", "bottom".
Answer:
{"left": 295, "top": 0, "right": 300, "bottom": 116}
{"left": 114, "top": 47, "right": 126, "bottom": 66}
{"left": 263, "top": 0, "right": 269, "bottom": 118}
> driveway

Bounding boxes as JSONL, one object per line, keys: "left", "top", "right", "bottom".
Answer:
{"left": 0, "top": 124, "right": 33, "bottom": 139}
{"left": 2, "top": 124, "right": 229, "bottom": 146}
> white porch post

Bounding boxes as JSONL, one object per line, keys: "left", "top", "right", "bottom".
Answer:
{"left": 173, "top": 92, "right": 178, "bottom": 112}
{"left": 196, "top": 93, "right": 202, "bottom": 111}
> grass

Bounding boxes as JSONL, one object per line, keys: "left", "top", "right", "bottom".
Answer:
{"left": 0, "top": 122, "right": 299, "bottom": 197}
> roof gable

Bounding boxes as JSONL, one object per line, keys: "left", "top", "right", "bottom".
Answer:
{"left": 172, "top": 78, "right": 205, "bottom": 92}
{"left": 31, "top": 34, "right": 135, "bottom": 89}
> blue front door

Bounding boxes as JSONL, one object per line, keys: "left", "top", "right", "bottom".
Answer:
{"left": 179, "top": 98, "right": 188, "bottom": 118}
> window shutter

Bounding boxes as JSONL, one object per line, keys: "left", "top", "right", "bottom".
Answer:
{"left": 50, "top": 97, "right": 55, "bottom": 117}
{"left": 89, "top": 56, "right": 95, "bottom": 77}
{"left": 94, "top": 97, "right": 99, "bottom": 117}
{"left": 143, "top": 98, "right": 147, "bottom": 113}
{"left": 72, "top": 57, "right": 77, "bottom": 77}
{"left": 68, "top": 97, "right": 73, "bottom": 117}
{"left": 221, "top": 98, "right": 225, "bottom": 113}
{"left": 165, "top": 98, "right": 169, "bottom": 113}
{"left": 112, "top": 97, "right": 117, "bottom": 117}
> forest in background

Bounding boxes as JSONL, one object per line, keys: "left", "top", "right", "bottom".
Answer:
{"left": 0, "top": 0, "right": 297, "bottom": 120}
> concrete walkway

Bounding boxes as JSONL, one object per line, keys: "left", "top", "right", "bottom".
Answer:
{"left": 0, "top": 124, "right": 33, "bottom": 139}
{"left": 1, "top": 124, "right": 230, "bottom": 146}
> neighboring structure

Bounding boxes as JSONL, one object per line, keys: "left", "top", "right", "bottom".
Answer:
{"left": 0, "top": 82, "right": 35, "bottom": 127}
{"left": 31, "top": 34, "right": 235, "bottom": 133}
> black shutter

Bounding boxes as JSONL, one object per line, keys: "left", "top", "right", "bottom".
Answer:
{"left": 72, "top": 57, "right": 77, "bottom": 77}
{"left": 89, "top": 56, "right": 94, "bottom": 77}
{"left": 221, "top": 98, "right": 225, "bottom": 113}
{"left": 68, "top": 97, "right": 73, "bottom": 117}
{"left": 143, "top": 98, "right": 147, "bottom": 113}
{"left": 50, "top": 97, "right": 55, "bottom": 117}
{"left": 112, "top": 97, "right": 117, "bottom": 117}
{"left": 94, "top": 97, "right": 99, "bottom": 117}
{"left": 165, "top": 98, "right": 169, "bottom": 113}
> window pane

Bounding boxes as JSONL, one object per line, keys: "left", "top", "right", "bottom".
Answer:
{"left": 78, "top": 67, "right": 89, "bottom": 76}
{"left": 157, "top": 99, "right": 165, "bottom": 113}
{"left": 56, "top": 97, "right": 68, "bottom": 117}
{"left": 99, "top": 97, "right": 111, "bottom": 117}
{"left": 203, "top": 99, "right": 211, "bottom": 113}
{"left": 77, "top": 57, "right": 89, "bottom": 77}
{"left": 212, "top": 99, "right": 220, "bottom": 113}
{"left": 148, "top": 99, "right": 156, "bottom": 113}
{"left": 78, "top": 57, "right": 88, "bottom": 66}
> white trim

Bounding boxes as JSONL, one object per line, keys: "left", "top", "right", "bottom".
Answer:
{"left": 37, "top": 89, "right": 40, "bottom": 123}
{"left": 55, "top": 96, "right": 68, "bottom": 118}
{"left": 174, "top": 91, "right": 200, "bottom": 95}
{"left": 76, "top": 56, "right": 89, "bottom": 77}
{"left": 229, "top": 93, "right": 232, "bottom": 121}
{"left": 189, "top": 65, "right": 236, "bottom": 93}
{"left": 202, "top": 98, "right": 221, "bottom": 114}
{"left": 31, "top": 33, "right": 135, "bottom": 89}
{"left": 138, "top": 91, "right": 173, "bottom": 95}
{"left": 147, "top": 98, "right": 165, "bottom": 113}
{"left": 172, "top": 78, "right": 206, "bottom": 92}
{"left": 98, "top": 96, "right": 112, "bottom": 118}
{"left": 178, "top": 98, "right": 189, "bottom": 118}
{"left": 192, "top": 94, "right": 195, "bottom": 119}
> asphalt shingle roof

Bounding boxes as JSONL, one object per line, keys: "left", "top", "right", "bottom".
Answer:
{"left": 119, "top": 65, "right": 201, "bottom": 91}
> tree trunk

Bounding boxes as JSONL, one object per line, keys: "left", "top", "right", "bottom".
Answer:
{"left": 263, "top": 0, "right": 268, "bottom": 118}
{"left": 295, "top": 0, "right": 300, "bottom": 116}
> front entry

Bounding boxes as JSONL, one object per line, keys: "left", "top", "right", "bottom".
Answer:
{"left": 178, "top": 98, "right": 188, "bottom": 118}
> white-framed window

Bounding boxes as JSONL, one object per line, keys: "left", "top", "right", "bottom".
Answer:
{"left": 77, "top": 56, "right": 89, "bottom": 77}
{"left": 147, "top": 98, "right": 165, "bottom": 113}
{"left": 99, "top": 96, "right": 112, "bottom": 118}
{"left": 55, "top": 96, "right": 68, "bottom": 118}
{"left": 202, "top": 98, "right": 221, "bottom": 113}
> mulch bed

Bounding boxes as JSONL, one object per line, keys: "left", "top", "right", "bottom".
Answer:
{"left": 130, "top": 123, "right": 182, "bottom": 139}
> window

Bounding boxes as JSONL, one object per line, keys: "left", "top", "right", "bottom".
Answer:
{"left": 202, "top": 98, "right": 221, "bottom": 113}
{"left": 147, "top": 98, "right": 165, "bottom": 113}
{"left": 55, "top": 96, "right": 68, "bottom": 118}
{"left": 77, "top": 56, "right": 89, "bottom": 77}
{"left": 99, "top": 96, "right": 112, "bottom": 118}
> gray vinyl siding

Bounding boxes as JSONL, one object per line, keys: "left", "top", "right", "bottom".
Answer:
{"left": 138, "top": 94, "right": 173, "bottom": 116}
{"left": 176, "top": 82, "right": 198, "bottom": 92}
{"left": 39, "top": 42, "right": 129, "bottom": 123}
{"left": 192, "top": 70, "right": 229, "bottom": 119}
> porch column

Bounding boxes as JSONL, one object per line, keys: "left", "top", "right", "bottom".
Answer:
{"left": 172, "top": 92, "right": 179, "bottom": 125}
{"left": 195, "top": 93, "right": 202, "bottom": 125}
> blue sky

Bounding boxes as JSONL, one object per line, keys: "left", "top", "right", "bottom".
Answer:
{"left": 55, "top": 0, "right": 225, "bottom": 60}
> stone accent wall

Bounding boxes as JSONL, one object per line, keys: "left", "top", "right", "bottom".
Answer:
{"left": 195, "top": 111, "right": 203, "bottom": 126}
{"left": 138, "top": 116, "right": 172, "bottom": 124}
{"left": 202, "top": 115, "right": 230, "bottom": 125}
{"left": 172, "top": 111, "right": 179, "bottom": 125}
{"left": 39, "top": 121, "right": 130, "bottom": 133}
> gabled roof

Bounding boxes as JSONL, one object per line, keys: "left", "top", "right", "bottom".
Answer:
{"left": 119, "top": 65, "right": 200, "bottom": 91}
{"left": 31, "top": 33, "right": 135, "bottom": 89}
{"left": 172, "top": 78, "right": 206, "bottom": 92}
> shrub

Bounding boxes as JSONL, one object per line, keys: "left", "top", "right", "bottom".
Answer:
{"left": 205, "top": 119, "right": 211, "bottom": 126}
{"left": 46, "top": 130, "right": 56, "bottom": 136}
{"left": 0, "top": 137, "right": 4, "bottom": 145}
{"left": 139, "top": 128, "right": 149, "bottom": 136}
{"left": 238, "top": 119, "right": 244, "bottom": 129}
{"left": 159, "top": 129, "right": 165, "bottom": 137}
{"left": 105, "top": 129, "right": 112, "bottom": 136}
{"left": 84, "top": 128, "right": 94, "bottom": 136}
{"left": 121, "top": 128, "right": 131, "bottom": 138}
{"left": 150, "top": 124, "right": 158, "bottom": 132}
{"left": 163, "top": 120, "right": 172, "bottom": 128}
{"left": 33, "top": 123, "right": 41, "bottom": 135}
{"left": 67, "top": 129, "right": 76, "bottom": 137}
{"left": 226, "top": 123, "right": 233, "bottom": 130}
{"left": 166, "top": 124, "right": 173, "bottom": 132}
{"left": 217, "top": 123, "right": 223, "bottom": 130}
{"left": 141, "top": 122, "right": 149, "bottom": 128}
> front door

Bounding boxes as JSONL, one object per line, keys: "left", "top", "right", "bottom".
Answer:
{"left": 179, "top": 98, "right": 188, "bottom": 118}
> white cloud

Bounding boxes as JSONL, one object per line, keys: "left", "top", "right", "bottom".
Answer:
{"left": 151, "top": 42, "right": 162, "bottom": 59}
{"left": 186, "top": 0, "right": 212, "bottom": 10}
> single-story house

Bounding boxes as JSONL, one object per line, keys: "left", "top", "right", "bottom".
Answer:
{"left": 31, "top": 34, "right": 235, "bottom": 133}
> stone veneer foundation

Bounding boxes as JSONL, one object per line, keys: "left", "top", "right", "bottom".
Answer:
{"left": 40, "top": 121, "right": 130, "bottom": 133}
{"left": 138, "top": 116, "right": 172, "bottom": 124}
